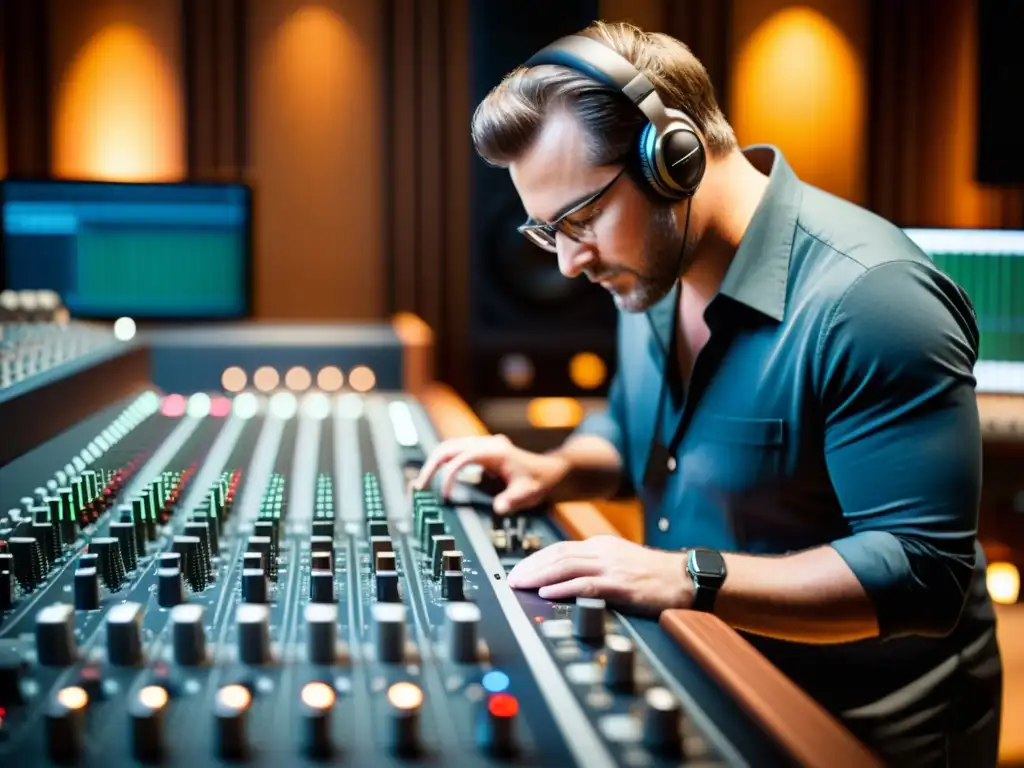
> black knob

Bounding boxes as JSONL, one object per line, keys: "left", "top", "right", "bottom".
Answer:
{"left": 74, "top": 568, "right": 100, "bottom": 611}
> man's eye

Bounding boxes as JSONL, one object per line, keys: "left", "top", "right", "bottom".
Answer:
{"left": 566, "top": 209, "right": 597, "bottom": 229}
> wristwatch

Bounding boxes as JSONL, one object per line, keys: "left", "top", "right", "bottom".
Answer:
{"left": 686, "top": 548, "right": 727, "bottom": 613}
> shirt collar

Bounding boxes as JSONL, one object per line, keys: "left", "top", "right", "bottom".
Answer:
{"left": 719, "top": 145, "right": 801, "bottom": 322}
{"left": 645, "top": 144, "right": 801, "bottom": 353}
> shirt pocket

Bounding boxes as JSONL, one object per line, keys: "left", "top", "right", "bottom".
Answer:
{"left": 682, "top": 413, "right": 787, "bottom": 495}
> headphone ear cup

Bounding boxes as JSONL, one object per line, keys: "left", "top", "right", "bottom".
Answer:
{"left": 660, "top": 126, "right": 706, "bottom": 196}
{"left": 636, "top": 119, "right": 705, "bottom": 200}
{"left": 636, "top": 122, "right": 664, "bottom": 194}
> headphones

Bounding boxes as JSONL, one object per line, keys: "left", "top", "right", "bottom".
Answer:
{"left": 524, "top": 34, "right": 706, "bottom": 201}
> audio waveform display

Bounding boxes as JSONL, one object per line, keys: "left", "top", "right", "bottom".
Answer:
{"left": 904, "top": 228, "right": 1024, "bottom": 394}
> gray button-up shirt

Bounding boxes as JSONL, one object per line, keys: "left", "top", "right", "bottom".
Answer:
{"left": 574, "top": 145, "right": 1000, "bottom": 762}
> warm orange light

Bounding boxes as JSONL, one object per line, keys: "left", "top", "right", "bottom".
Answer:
{"left": 301, "top": 682, "right": 336, "bottom": 709}
{"left": 53, "top": 23, "right": 183, "bottom": 181}
{"left": 316, "top": 366, "right": 344, "bottom": 391}
{"left": 987, "top": 562, "right": 1020, "bottom": 605}
{"left": 217, "top": 684, "right": 251, "bottom": 711}
{"left": 253, "top": 367, "right": 280, "bottom": 392}
{"left": 57, "top": 686, "right": 89, "bottom": 710}
{"left": 730, "top": 5, "right": 866, "bottom": 203}
{"left": 569, "top": 352, "right": 607, "bottom": 390}
{"left": 222, "top": 367, "right": 248, "bottom": 393}
{"left": 526, "top": 398, "right": 583, "bottom": 429}
{"left": 285, "top": 366, "right": 312, "bottom": 392}
{"left": 138, "top": 686, "right": 168, "bottom": 710}
{"left": 387, "top": 682, "right": 423, "bottom": 711}
{"left": 349, "top": 366, "right": 376, "bottom": 393}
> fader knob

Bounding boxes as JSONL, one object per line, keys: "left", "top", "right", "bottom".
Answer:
{"left": 372, "top": 602, "right": 407, "bottom": 662}
{"left": 74, "top": 567, "right": 100, "bottom": 611}
{"left": 573, "top": 597, "right": 606, "bottom": 643}
{"left": 641, "top": 686, "right": 684, "bottom": 755}
{"left": 445, "top": 602, "right": 481, "bottom": 663}
{"left": 603, "top": 634, "right": 636, "bottom": 691}
{"left": 301, "top": 681, "right": 336, "bottom": 758}
{"left": 171, "top": 604, "right": 207, "bottom": 666}
{"left": 310, "top": 570, "right": 334, "bottom": 603}
{"left": 36, "top": 603, "right": 77, "bottom": 666}
{"left": 376, "top": 570, "right": 400, "bottom": 602}
{"left": 305, "top": 603, "right": 338, "bottom": 665}
{"left": 106, "top": 602, "right": 144, "bottom": 666}
{"left": 130, "top": 685, "right": 170, "bottom": 762}
{"left": 157, "top": 567, "right": 185, "bottom": 608}
{"left": 478, "top": 693, "right": 519, "bottom": 756}
{"left": 242, "top": 568, "right": 268, "bottom": 603}
{"left": 215, "top": 684, "right": 252, "bottom": 759}
{"left": 46, "top": 686, "right": 89, "bottom": 762}
{"left": 386, "top": 682, "right": 423, "bottom": 756}
{"left": 237, "top": 603, "right": 272, "bottom": 665}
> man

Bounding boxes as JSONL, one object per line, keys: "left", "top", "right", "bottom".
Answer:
{"left": 415, "top": 20, "right": 1002, "bottom": 765}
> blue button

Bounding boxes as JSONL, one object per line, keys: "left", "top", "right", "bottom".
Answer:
{"left": 481, "top": 670, "right": 510, "bottom": 693}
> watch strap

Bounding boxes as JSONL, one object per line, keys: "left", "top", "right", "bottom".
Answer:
{"left": 691, "top": 581, "right": 718, "bottom": 613}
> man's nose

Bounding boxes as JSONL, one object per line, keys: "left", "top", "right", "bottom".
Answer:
{"left": 556, "top": 235, "right": 597, "bottom": 279}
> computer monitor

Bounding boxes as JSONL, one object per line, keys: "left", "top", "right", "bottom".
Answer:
{"left": 903, "top": 228, "right": 1024, "bottom": 394}
{"left": 0, "top": 179, "right": 252, "bottom": 320}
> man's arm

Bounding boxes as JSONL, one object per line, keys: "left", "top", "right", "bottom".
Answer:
{"left": 548, "top": 371, "right": 632, "bottom": 501}
{"left": 548, "top": 315, "right": 634, "bottom": 502}
{"left": 711, "top": 260, "right": 981, "bottom": 642}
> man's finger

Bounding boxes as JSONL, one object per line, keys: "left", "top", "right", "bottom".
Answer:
{"left": 504, "top": 555, "right": 600, "bottom": 590}
{"left": 439, "top": 444, "right": 508, "bottom": 500}
{"left": 493, "top": 475, "right": 541, "bottom": 514}
{"left": 537, "top": 576, "right": 615, "bottom": 601}
{"left": 505, "top": 541, "right": 590, "bottom": 586}
{"left": 414, "top": 437, "right": 478, "bottom": 490}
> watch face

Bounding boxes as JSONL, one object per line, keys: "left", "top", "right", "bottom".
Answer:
{"left": 691, "top": 548, "right": 725, "bottom": 577}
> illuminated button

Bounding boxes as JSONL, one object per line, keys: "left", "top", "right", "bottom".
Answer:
{"left": 642, "top": 686, "right": 684, "bottom": 756}
{"left": 215, "top": 684, "right": 252, "bottom": 759}
{"left": 301, "top": 682, "right": 336, "bottom": 757}
{"left": 386, "top": 682, "right": 423, "bottom": 755}
{"left": 666, "top": 456, "right": 677, "bottom": 472}
{"left": 130, "top": 685, "right": 169, "bottom": 761}
{"left": 658, "top": 517, "right": 670, "bottom": 532}
{"left": 481, "top": 670, "right": 510, "bottom": 694}
{"left": 479, "top": 693, "right": 519, "bottom": 756}
{"left": 46, "top": 686, "right": 88, "bottom": 761}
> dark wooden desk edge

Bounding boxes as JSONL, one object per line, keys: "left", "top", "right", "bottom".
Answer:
{"left": 660, "top": 611, "right": 882, "bottom": 768}
{"left": 421, "top": 382, "right": 883, "bottom": 768}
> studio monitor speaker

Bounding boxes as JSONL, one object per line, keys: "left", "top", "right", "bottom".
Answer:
{"left": 467, "top": 0, "right": 618, "bottom": 401}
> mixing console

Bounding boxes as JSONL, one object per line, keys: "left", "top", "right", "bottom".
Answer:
{"left": 0, "top": 383, "right": 814, "bottom": 767}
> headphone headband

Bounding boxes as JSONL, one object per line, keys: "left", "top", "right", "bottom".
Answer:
{"left": 523, "top": 34, "right": 706, "bottom": 199}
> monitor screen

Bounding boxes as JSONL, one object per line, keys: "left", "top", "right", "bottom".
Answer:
{"left": 904, "top": 228, "right": 1024, "bottom": 394}
{"left": 0, "top": 179, "right": 251, "bottom": 319}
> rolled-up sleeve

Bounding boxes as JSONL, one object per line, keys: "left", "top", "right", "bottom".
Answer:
{"left": 817, "top": 260, "right": 982, "bottom": 639}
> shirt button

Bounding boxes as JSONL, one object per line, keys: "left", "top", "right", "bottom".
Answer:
{"left": 658, "top": 517, "right": 670, "bottom": 532}
{"left": 666, "top": 456, "right": 677, "bottom": 472}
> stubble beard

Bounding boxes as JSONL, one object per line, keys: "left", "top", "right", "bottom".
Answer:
{"left": 609, "top": 202, "right": 691, "bottom": 313}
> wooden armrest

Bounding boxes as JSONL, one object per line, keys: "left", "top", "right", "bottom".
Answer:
{"left": 660, "top": 610, "right": 882, "bottom": 768}
{"left": 419, "top": 383, "right": 641, "bottom": 541}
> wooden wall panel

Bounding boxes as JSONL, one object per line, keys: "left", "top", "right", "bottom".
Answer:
{"left": 729, "top": 0, "right": 869, "bottom": 205}
{"left": 49, "top": 0, "right": 185, "bottom": 182}
{"left": 248, "top": 0, "right": 384, "bottom": 320}
{"left": 868, "top": 0, "right": 1024, "bottom": 228}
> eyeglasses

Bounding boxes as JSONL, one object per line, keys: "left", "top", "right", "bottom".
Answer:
{"left": 517, "top": 167, "right": 626, "bottom": 253}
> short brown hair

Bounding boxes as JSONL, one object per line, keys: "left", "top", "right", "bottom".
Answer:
{"left": 471, "top": 20, "right": 738, "bottom": 170}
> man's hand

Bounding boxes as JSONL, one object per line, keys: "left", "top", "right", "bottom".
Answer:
{"left": 506, "top": 535, "right": 692, "bottom": 614}
{"left": 413, "top": 435, "right": 570, "bottom": 514}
